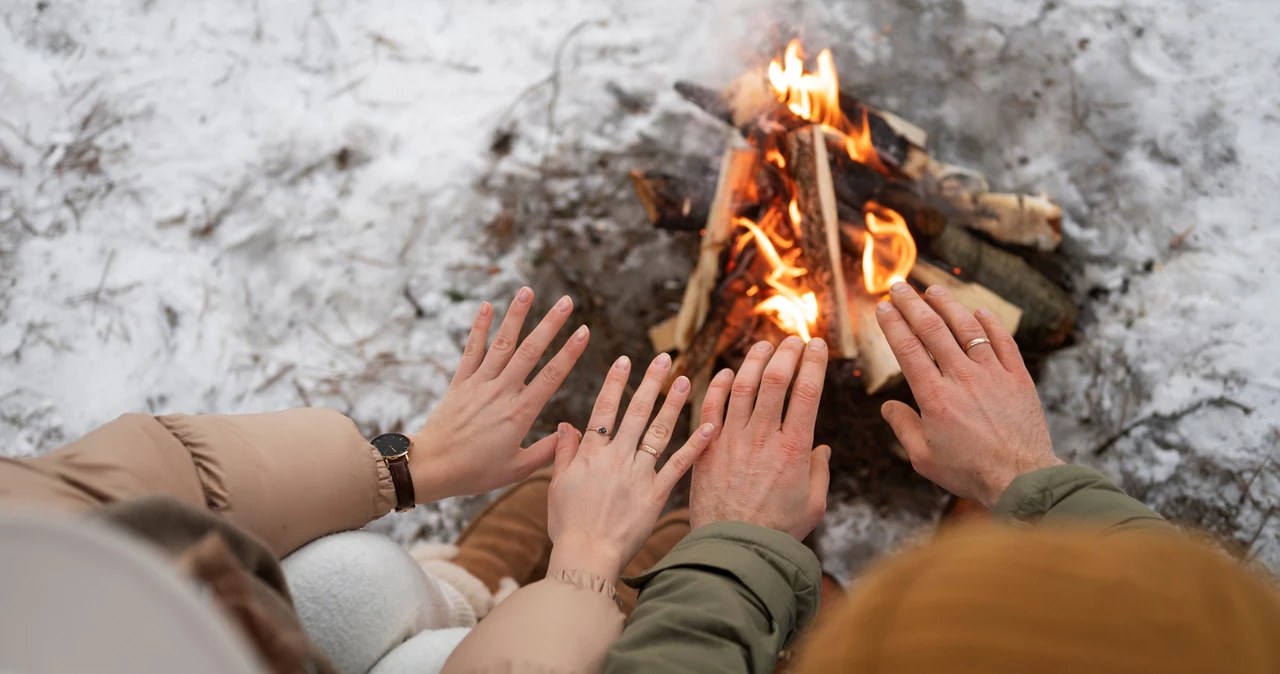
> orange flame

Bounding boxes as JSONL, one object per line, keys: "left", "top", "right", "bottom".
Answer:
{"left": 862, "top": 201, "right": 917, "bottom": 293}
{"left": 736, "top": 216, "right": 818, "bottom": 341}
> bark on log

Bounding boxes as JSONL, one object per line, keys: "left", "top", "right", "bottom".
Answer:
{"left": 629, "top": 170, "right": 714, "bottom": 232}
{"left": 672, "top": 144, "right": 758, "bottom": 352}
{"left": 787, "top": 125, "right": 857, "bottom": 359}
{"left": 909, "top": 260, "right": 1022, "bottom": 335}
{"left": 925, "top": 225, "right": 1077, "bottom": 349}
{"left": 923, "top": 160, "right": 1063, "bottom": 250}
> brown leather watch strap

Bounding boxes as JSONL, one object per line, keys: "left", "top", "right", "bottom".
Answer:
{"left": 386, "top": 456, "right": 416, "bottom": 512}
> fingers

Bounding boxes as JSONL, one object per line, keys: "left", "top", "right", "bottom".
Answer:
{"left": 973, "top": 308, "right": 1029, "bottom": 377}
{"left": 452, "top": 302, "right": 494, "bottom": 385}
{"left": 653, "top": 421, "right": 715, "bottom": 498}
{"left": 615, "top": 354, "right": 672, "bottom": 448}
{"left": 636, "top": 375, "right": 690, "bottom": 466}
{"left": 520, "top": 432, "right": 559, "bottom": 475}
{"left": 725, "top": 341, "right": 774, "bottom": 430}
{"left": 881, "top": 401, "right": 929, "bottom": 469}
{"left": 803, "top": 444, "right": 832, "bottom": 537}
{"left": 921, "top": 285, "right": 998, "bottom": 367}
{"left": 752, "top": 336, "right": 805, "bottom": 428}
{"left": 502, "top": 295, "right": 574, "bottom": 385}
{"left": 585, "top": 355, "right": 631, "bottom": 443}
{"left": 699, "top": 368, "right": 734, "bottom": 430}
{"left": 521, "top": 324, "right": 590, "bottom": 410}
{"left": 876, "top": 298, "right": 942, "bottom": 394}
{"left": 887, "top": 283, "right": 967, "bottom": 371}
{"left": 782, "top": 338, "right": 828, "bottom": 439}
{"left": 552, "top": 423, "right": 582, "bottom": 480}
{"left": 476, "top": 288, "right": 536, "bottom": 379}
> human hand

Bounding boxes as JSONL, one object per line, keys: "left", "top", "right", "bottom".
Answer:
{"left": 546, "top": 354, "right": 714, "bottom": 584}
{"left": 692, "top": 336, "right": 832, "bottom": 541}
{"left": 875, "top": 282, "right": 1062, "bottom": 507}
{"left": 409, "top": 288, "right": 589, "bottom": 502}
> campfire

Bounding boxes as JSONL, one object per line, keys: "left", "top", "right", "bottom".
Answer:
{"left": 634, "top": 40, "right": 1079, "bottom": 430}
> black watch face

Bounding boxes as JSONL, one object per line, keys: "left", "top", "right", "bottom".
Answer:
{"left": 372, "top": 433, "right": 412, "bottom": 458}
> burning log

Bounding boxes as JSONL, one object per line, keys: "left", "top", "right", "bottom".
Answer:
{"left": 924, "top": 161, "right": 1063, "bottom": 251}
{"left": 847, "top": 274, "right": 903, "bottom": 395}
{"left": 925, "top": 225, "right": 1077, "bottom": 349}
{"left": 787, "top": 125, "right": 858, "bottom": 359}
{"left": 671, "top": 144, "right": 759, "bottom": 352}
{"left": 629, "top": 170, "right": 714, "bottom": 232}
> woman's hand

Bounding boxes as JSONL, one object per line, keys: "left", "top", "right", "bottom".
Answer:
{"left": 409, "top": 288, "right": 589, "bottom": 502}
{"left": 692, "top": 336, "right": 832, "bottom": 541}
{"left": 546, "top": 354, "right": 714, "bottom": 585}
{"left": 875, "top": 282, "right": 1062, "bottom": 507}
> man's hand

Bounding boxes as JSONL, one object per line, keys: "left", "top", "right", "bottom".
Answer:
{"left": 692, "top": 336, "right": 832, "bottom": 541}
{"left": 409, "top": 288, "right": 588, "bottom": 502}
{"left": 876, "top": 282, "right": 1062, "bottom": 507}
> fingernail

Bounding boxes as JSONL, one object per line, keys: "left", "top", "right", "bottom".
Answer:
{"left": 554, "top": 295, "right": 571, "bottom": 312}
{"left": 517, "top": 287, "right": 533, "bottom": 302}
{"left": 479, "top": 302, "right": 492, "bottom": 317}
{"left": 614, "top": 355, "right": 630, "bottom": 370}
{"left": 754, "top": 341, "right": 773, "bottom": 353}
{"left": 557, "top": 423, "right": 568, "bottom": 439}
{"left": 699, "top": 422, "right": 715, "bottom": 437}
{"left": 574, "top": 325, "right": 589, "bottom": 342}
{"left": 783, "top": 335, "right": 803, "bottom": 348}
{"left": 891, "top": 282, "right": 911, "bottom": 294}
{"left": 926, "top": 285, "right": 946, "bottom": 296}
{"left": 876, "top": 301, "right": 893, "bottom": 313}
{"left": 654, "top": 353, "right": 672, "bottom": 369}
{"left": 808, "top": 337, "right": 826, "bottom": 351}
{"left": 975, "top": 307, "right": 994, "bottom": 318}
{"left": 673, "top": 376, "right": 689, "bottom": 393}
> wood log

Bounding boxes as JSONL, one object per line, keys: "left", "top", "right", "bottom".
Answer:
{"left": 923, "top": 160, "right": 1063, "bottom": 250}
{"left": 925, "top": 225, "right": 1077, "bottom": 349}
{"left": 908, "top": 260, "right": 1023, "bottom": 335}
{"left": 672, "top": 143, "right": 758, "bottom": 352}
{"left": 629, "top": 170, "right": 714, "bottom": 232}
{"left": 787, "top": 125, "right": 857, "bottom": 359}
{"left": 848, "top": 277, "right": 903, "bottom": 394}
{"left": 649, "top": 314, "right": 679, "bottom": 353}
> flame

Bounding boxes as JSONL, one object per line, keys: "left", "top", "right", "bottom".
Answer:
{"left": 736, "top": 216, "right": 818, "bottom": 341}
{"left": 862, "top": 201, "right": 917, "bottom": 293}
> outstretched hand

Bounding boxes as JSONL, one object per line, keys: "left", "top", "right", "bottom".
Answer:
{"left": 546, "top": 354, "right": 714, "bottom": 584}
{"left": 876, "top": 282, "right": 1062, "bottom": 507}
{"left": 693, "top": 336, "right": 832, "bottom": 541}
{"left": 409, "top": 288, "right": 589, "bottom": 502}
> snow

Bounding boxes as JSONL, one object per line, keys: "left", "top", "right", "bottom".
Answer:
{"left": 2, "top": 0, "right": 1278, "bottom": 572}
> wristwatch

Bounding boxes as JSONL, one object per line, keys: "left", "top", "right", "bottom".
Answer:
{"left": 371, "top": 433, "right": 416, "bottom": 512}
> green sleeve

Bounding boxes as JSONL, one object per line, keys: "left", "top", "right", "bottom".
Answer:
{"left": 603, "top": 521, "right": 821, "bottom": 674}
{"left": 992, "top": 464, "right": 1172, "bottom": 533}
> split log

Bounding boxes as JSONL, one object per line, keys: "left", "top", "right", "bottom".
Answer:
{"left": 923, "top": 160, "right": 1063, "bottom": 250}
{"left": 908, "top": 260, "right": 1023, "bottom": 335}
{"left": 672, "top": 143, "right": 758, "bottom": 352}
{"left": 648, "top": 314, "right": 680, "bottom": 353}
{"left": 925, "top": 225, "right": 1077, "bottom": 349}
{"left": 787, "top": 125, "right": 857, "bottom": 359}
{"left": 629, "top": 170, "right": 714, "bottom": 232}
{"left": 847, "top": 272, "right": 903, "bottom": 394}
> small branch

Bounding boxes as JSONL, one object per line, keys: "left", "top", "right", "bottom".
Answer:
{"left": 1092, "top": 396, "right": 1254, "bottom": 456}
{"left": 91, "top": 250, "right": 117, "bottom": 322}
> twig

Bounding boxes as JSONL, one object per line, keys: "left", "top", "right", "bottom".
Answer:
{"left": 254, "top": 363, "right": 297, "bottom": 393}
{"left": 1092, "top": 396, "right": 1254, "bottom": 456}
{"left": 292, "top": 377, "right": 313, "bottom": 407}
{"left": 542, "top": 19, "right": 594, "bottom": 161}
{"left": 91, "top": 250, "right": 117, "bottom": 322}
{"left": 403, "top": 285, "right": 426, "bottom": 318}
{"left": 192, "top": 179, "right": 250, "bottom": 237}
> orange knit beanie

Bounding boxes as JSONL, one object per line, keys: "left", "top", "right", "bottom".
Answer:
{"left": 798, "top": 526, "right": 1280, "bottom": 674}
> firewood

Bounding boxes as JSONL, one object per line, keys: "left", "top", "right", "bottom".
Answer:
{"left": 848, "top": 278, "right": 903, "bottom": 394}
{"left": 923, "top": 160, "right": 1063, "bottom": 250}
{"left": 672, "top": 143, "right": 758, "bottom": 352}
{"left": 629, "top": 170, "right": 713, "bottom": 232}
{"left": 925, "top": 226, "right": 1077, "bottom": 349}
{"left": 648, "top": 314, "right": 680, "bottom": 353}
{"left": 787, "top": 125, "right": 857, "bottom": 359}
{"left": 908, "top": 260, "right": 1022, "bottom": 335}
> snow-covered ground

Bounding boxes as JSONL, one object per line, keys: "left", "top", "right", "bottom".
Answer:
{"left": 2, "top": 0, "right": 1277, "bottom": 575}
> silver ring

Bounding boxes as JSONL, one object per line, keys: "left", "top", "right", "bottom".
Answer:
{"left": 637, "top": 444, "right": 660, "bottom": 458}
{"left": 593, "top": 426, "right": 609, "bottom": 436}
{"left": 963, "top": 337, "right": 991, "bottom": 354}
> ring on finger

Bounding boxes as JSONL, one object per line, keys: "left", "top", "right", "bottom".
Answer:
{"left": 592, "top": 426, "right": 610, "bottom": 437}
{"left": 963, "top": 337, "right": 991, "bottom": 354}
{"left": 637, "top": 444, "right": 660, "bottom": 458}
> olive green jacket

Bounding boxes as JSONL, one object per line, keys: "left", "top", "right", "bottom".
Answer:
{"left": 604, "top": 464, "right": 1171, "bottom": 674}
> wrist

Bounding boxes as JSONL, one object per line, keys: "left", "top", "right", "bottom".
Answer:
{"left": 407, "top": 433, "right": 455, "bottom": 503}
{"left": 547, "top": 538, "right": 624, "bottom": 586}
{"left": 983, "top": 455, "right": 1065, "bottom": 508}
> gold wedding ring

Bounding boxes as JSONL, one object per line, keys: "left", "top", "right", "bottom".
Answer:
{"left": 963, "top": 337, "right": 991, "bottom": 354}
{"left": 638, "top": 444, "right": 660, "bottom": 458}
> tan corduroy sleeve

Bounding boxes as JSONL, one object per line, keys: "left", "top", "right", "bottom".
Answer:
{"left": 0, "top": 410, "right": 396, "bottom": 556}
{"left": 441, "top": 570, "right": 625, "bottom": 674}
